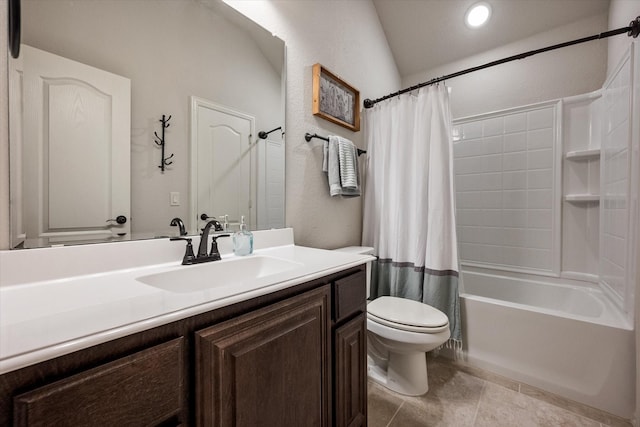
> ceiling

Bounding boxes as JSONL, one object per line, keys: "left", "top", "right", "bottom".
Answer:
{"left": 372, "top": 0, "right": 611, "bottom": 78}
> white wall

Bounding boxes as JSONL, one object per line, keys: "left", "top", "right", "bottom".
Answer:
{"left": 608, "top": 0, "right": 640, "bottom": 77}
{"left": 403, "top": 14, "right": 609, "bottom": 120}
{"left": 222, "top": 0, "right": 401, "bottom": 248}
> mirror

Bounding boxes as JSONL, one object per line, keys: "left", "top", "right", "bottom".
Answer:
{"left": 9, "top": 0, "right": 286, "bottom": 249}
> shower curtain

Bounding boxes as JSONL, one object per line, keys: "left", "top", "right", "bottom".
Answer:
{"left": 362, "top": 85, "right": 460, "bottom": 345}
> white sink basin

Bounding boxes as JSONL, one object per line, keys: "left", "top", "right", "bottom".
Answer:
{"left": 136, "top": 255, "right": 303, "bottom": 293}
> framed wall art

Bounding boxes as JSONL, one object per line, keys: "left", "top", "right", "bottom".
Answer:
{"left": 312, "top": 63, "right": 360, "bottom": 132}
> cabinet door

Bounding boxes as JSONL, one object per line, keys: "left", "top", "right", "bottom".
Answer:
{"left": 196, "top": 286, "right": 330, "bottom": 427}
{"left": 13, "top": 338, "right": 184, "bottom": 426}
{"left": 335, "top": 313, "right": 367, "bottom": 427}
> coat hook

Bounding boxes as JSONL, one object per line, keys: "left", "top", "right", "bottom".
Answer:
{"left": 155, "top": 114, "right": 175, "bottom": 172}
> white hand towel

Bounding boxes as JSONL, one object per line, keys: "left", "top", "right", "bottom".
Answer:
{"left": 325, "top": 136, "right": 342, "bottom": 196}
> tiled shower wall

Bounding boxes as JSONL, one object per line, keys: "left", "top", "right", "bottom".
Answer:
{"left": 452, "top": 43, "right": 638, "bottom": 323}
{"left": 601, "top": 51, "right": 633, "bottom": 311}
{"left": 453, "top": 104, "right": 558, "bottom": 273}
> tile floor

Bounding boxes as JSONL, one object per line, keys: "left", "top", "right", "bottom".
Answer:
{"left": 367, "top": 355, "right": 632, "bottom": 427}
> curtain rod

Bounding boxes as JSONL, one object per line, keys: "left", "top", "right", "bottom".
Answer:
{"left": 363, "top": 16, "right": 640, "bottom": 109}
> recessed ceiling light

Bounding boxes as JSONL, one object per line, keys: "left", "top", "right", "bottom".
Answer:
{"left": 465, "top": 2, "right": 491, "bottom": 28}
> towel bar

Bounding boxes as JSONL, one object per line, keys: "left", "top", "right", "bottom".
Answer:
{"left": 305, "top": 132, "right": 366, "bottom": 156}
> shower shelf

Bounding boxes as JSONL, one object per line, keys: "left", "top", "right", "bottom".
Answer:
{"left": 565, "top": 148, "right": 600, "bottom": 160}
{"left": 564, "top": 194, "right": 600, "bottom": 203}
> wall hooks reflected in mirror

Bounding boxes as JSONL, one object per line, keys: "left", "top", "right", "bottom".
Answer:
{"left": 154, "top": 114, "right": 174, "bottom": 172}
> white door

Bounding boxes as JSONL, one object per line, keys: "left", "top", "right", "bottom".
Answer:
{"left": 190, "top": 97, "right": 255, "bottom": 233}
{"left": 13, "top": 45, "right": 131, "bottom": 246}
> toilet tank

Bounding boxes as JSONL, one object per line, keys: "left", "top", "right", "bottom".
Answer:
{"left": 333, "top": 246, "right": 374, "bottom": 299}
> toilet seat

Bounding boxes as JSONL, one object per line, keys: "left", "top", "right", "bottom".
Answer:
{"left": 367, "top": 296, "right": 449, "bottom": 334}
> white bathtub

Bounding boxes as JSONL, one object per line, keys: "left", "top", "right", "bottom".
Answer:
{"left": 459, "top": 269, "right": 635, "bottom": 419}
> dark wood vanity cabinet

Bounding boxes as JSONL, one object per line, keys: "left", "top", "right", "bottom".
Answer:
{"left": 12, "top": 338, "right": 185, "bottom": 427}
{"left": 0, "top": 266, "right": 368, "bottom": 427}
{"left": 334, "top": 314, "right": 367, "bottom": 427}
{"left": 332, "top": 271, "right": 368, "bottom": 427}
{"left": 195, "top": 285, "right": 331, "bottom": 427}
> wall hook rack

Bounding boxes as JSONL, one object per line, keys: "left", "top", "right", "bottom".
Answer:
{"left": 154, "top": 114, "right": 174, "bottom": 172}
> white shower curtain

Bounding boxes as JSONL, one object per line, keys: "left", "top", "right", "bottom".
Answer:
{"left": 362, "top": 85, "right": 461, "bottom": 343}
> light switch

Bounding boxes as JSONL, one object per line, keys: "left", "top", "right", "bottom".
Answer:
{"left": 170, "top": 192, "right": 180, "bottom": 206}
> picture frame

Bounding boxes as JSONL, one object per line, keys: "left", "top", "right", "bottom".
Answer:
{"left": 312, "top": 63, "right": 360, "bottom": 132}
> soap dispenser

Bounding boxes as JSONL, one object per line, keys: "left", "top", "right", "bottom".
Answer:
{"left": 233, "top": 215, "right": 253, "bottom": 256}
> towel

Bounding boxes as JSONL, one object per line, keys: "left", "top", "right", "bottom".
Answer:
{"left": 339, "top": 138, "right": 358, "bottom": 189}
{"left": 324, "top": 135, "right": 360, "bottom": 197}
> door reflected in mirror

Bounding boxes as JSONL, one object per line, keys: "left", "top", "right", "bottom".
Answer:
{"left": 9, "top": 0, "right": 285, "bottom": 249}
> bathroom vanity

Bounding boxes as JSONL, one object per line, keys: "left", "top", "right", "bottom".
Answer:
{"left": 0, "top": 230, "right": 370, "bottom": 426}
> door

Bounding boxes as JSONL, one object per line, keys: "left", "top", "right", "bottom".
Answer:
{"left": 11, "top": 45, "right": 131, "bottom": 246}
{"left": 190, "top": 97, "right": 256, "bottom": 233}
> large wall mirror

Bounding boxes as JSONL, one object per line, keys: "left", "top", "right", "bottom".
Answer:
{"left": 8, "top": 0, "right": 286, "bottom": 249}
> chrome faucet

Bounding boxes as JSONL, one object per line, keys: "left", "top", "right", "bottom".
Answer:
{"left": 171, "top": 220, "right": 229, "bottom": 265}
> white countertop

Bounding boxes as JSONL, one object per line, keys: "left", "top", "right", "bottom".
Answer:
{"left": 0, "top": 229, "right": 372, "bottom": 374}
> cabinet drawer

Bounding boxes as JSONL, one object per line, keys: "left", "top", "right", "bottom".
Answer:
{"left": 333, "top": 269, "right": 366, "bottom": 322}
{"left": 13, "top": 338, "right": 184, "bottom": 427}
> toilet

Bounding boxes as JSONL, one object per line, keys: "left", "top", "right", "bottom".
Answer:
{"left": 334, "top": 246, "right": 451, "bottom": 396}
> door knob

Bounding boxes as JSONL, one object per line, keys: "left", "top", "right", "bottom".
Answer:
{"left": 107, "top": 215, "right": 127, "bottom": 225}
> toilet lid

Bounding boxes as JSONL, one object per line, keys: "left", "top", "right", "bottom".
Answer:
{"left": 367, "top": 296, "right": 449, "bottom": 329}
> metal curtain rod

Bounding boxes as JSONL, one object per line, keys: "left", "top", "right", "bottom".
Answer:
{"left": 363, "top": 16, "right": 640, "bottom": 109}
{"left": 305, "top": 132, "right": 367, "bottom": 156}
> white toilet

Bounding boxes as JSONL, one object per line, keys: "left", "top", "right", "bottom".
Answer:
{"left": 335, "top": 247, "right": 451, "bottom": 396}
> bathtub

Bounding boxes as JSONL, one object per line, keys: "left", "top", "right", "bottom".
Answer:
{"left": 459, "top": 269, "right": 635, "bottom": 419}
